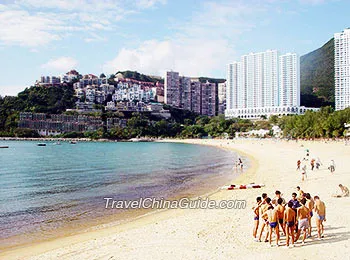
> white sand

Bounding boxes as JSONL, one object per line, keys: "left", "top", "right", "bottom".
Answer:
{"left": 1, "top": 139, "right": 350, "bottom": 260}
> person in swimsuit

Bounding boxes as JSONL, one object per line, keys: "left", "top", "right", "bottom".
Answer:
{"left": 261, "top": 205, "right": 279, "bottom": 247}
{"left": 257, "top": 197, "right": 272, "bottom": 242}
{"left": 314, "top": 196, "right": 326, "bottom": 240}
{"left": 305, "top": 193, "right": 314, "bottom": 237}
{"left": 252, "top": 197, "right": 262, "bottom": 240}
{"left": 337, "top": 184, "right": 349, "bottom": 197}
{"left": 275, "top": 198, "right": 286, "bottom": 236}
{"left": 294, "top": 198, "right": 309, "bottom": 245}
{"left": 289, "top": 192, "right": 301, "bottom": 233}
{"left": 284, "top": 201, "right": 296, "bottom": 247}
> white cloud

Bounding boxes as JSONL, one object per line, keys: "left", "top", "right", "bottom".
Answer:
{"left": 136, "top": 0, "right": 167, "bottom": 9}
{"left": 84, "top": 32, "right": 107, "bottom": 43}
{"left": 0, "top": 85, "right": 27, "bottom": 97}
{"left": 298, "top": 0, "right": 325, "bottom": 4}
{"left": 41, "top": 57, "right": 78, "bottom": 72}
{"left": 103, "top": 1, "right": 265, "bottom": 77}
{"left": 103, "top": 37, "right": 233, "bottom": 77}
{"left": 0, "top": 10, "right": 62, "bottom": 46}
{"left": 0, "top": 0, "right": 166, "bottom": 47}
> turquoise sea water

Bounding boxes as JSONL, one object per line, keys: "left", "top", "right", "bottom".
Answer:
{"left": 0, "top": 141, "right": 238, "bottom": 248}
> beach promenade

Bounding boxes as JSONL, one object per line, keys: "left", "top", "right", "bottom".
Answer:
{"left": 1, "top": 139, "right": 349, "bottom": 260}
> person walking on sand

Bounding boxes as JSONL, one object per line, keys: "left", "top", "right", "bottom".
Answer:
{"left": 284, "top": 201, "right": 296, "bottom": 247}
{"left": 310, "top": 158, "right": 315, "bottom": 171}
{"left": 238, "top": 158, "right": 243, "bottom": 171}
{"left": 316, "top": 157, "right": 322, "bottom": 170}
{"left": 252, "top": 197, "right": 262, "bottom": 240}
{"left": 328, "top": 160, "right": 335, "bottom": 173}
{"left": 297, "top": 159, "right": 301, "bottom": 170}
{"left": 301, "top": 164, "right": 307, "bottom": 181}
{"left": 314, "top": 196, "right": 326, "bottom": 240}
{"left": 294, "top": 198, "right": 309, "bottom": 245}
{"left": 261, "top": 205, "right": 280, "bottom": 247}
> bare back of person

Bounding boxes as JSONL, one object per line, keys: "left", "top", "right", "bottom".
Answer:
{"left": 297, "top": 205, "right": 309, "bottom": 220}
{"left": 284, "top": 207, "right": 296, "bottom": 247}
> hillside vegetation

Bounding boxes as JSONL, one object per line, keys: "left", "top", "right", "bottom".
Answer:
{"left": 300, "top": 38, "right": 334, "bottom": 107}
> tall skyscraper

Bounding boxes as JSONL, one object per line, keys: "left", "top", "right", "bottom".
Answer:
{"left": 191, "top": 81, "right": 202, "bottom": 115}
{"left": 225, "top": 50, "right": 309, "bottom": 119}
{"left": 164, "top": 71, "right": 218, "bottom": 116}
{"left": 164, "top": 71, "right": 180, "bottom": 107}
{"left": 334, "top": 28, "right": 350, "bottom": 111}
{"left": 218, "top": 82, "right": 226, "bottom": 115}
{"left": 201, "top": 81, "right": 217, "bottom": 117}
{"left": 180, "top": 76, "right": 191, "bottom": 111}
{"left": 226, "top": 62, "right": 241, "bottom": 110}
{"left": 279, "top": 53, "right": 300, "bottom": 107}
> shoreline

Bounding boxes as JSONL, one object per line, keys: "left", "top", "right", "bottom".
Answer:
{"left": 1, "top": 139, "right": 349, "bottom": 260}
{"left": 0, "top": 140, "right": 249, "bottom": 259}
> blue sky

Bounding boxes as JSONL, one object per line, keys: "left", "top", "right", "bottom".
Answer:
{"left": 0, "top": 0, "right": 349, "bottom": 96}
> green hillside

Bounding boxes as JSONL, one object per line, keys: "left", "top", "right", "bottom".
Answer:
{"left": 116, "top": 71, "right": 164, "bottom": 83}
{"left": 198, "top": 77, "right": 226, "bottom": 84}
{"left": 300, "top": 38, "right": 335, "bottom": 107}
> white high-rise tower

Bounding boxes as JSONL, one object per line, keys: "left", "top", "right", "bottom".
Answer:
{"left": 225, "top": 50, "right": 316, "bottom": 119}
{"left": 334, "top": 28, "right": 350, "bottom": 111}
{"left": 279, "top": 53, "right": 300, "bottom": 107}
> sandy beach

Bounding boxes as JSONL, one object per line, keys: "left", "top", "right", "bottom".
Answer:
{"left": 1, "top": 139, "right": 350, "bottom": 260}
